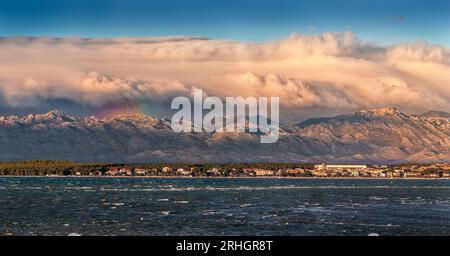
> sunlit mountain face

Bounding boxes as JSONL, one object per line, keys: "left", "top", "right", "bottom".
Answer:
{"left": 0, "top": 107, "right": 449, "bottom": 163}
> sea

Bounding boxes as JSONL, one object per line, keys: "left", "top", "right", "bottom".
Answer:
{"left": 1, "top": 177, "right": 450, "bottom": 236}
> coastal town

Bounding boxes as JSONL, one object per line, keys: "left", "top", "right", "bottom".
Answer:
{"left": 1, "top": 160, "right": 450, "bottom": 178}
{"left": 90, "top": 163, "right": 450, "bottom": 179}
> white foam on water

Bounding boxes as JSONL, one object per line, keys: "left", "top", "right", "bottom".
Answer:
{"left": 160, "top": 211, "right": 171, "bottom": 216}
{"left": 97, "top": 185, "right": 450, "bottom": 193}
{"left": 67, "top": 233, "right": 82, "bottom": 236}
{"left": 369, "top": 196, "right": 388, "bottom": 201}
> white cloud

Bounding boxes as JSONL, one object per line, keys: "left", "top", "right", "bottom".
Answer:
{"left": 0, "top": 32, "right": 449, "bottom": 121}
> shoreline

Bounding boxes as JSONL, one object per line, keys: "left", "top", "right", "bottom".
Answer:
{"left": 0, "top": 175, "right": 448, "bottom": 180}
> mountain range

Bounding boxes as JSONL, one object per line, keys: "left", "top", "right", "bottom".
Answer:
{"left": 0, "top": 107, "right": 449, "bottom": 164}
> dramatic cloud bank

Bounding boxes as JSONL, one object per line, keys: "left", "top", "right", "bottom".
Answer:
{"left": 0, "top": 32, "right": 449, "bottom": 121}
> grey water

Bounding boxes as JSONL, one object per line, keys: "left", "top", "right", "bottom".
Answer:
{"left": 1, "top": 177, "right": 450, "bottom": 236}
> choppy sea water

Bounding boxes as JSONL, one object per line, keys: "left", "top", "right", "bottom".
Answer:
{"left": 1, "top": 177, "right": 450, "bottom": 236}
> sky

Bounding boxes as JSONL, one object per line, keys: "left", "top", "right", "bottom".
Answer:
{"left": 0, "top": 0, "right": 449, "bottom": 122}
{"left": 1, "top": 0, "right": 449, "bottom": 45}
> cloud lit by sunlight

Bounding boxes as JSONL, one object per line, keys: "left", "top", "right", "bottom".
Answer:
{"left": 0, "top": 32, "right": 449, "bottom": 121}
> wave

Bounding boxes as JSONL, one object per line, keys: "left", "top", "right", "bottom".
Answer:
{"left": 2, "top": 185, "right": 450, "bottom": 191}
{"left": 91, "top": 185, "right": 450, "bottom": 192}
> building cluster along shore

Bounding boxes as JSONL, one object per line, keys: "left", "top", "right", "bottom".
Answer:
{"left": 0, "top": 161, "right": 449, "bottom": 178}
{"left": 100, "top": 163, "right": 450, "bottom": 178}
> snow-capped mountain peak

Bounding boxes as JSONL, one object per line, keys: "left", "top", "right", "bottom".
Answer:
{"left": 355, "top": 106, "right": 403, "bottom": 117}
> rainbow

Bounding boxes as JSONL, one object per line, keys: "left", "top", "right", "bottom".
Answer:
{"left": 93, "top": 101, "right": 153, "bottom": 118}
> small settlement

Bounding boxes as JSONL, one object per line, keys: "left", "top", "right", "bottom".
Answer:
{"left": 94, "top": 163, "right": 450, "bottom": 178}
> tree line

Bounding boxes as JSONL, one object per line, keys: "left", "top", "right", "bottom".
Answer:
{"left": 0, "top": 160, "right": 314, "bottom": 176}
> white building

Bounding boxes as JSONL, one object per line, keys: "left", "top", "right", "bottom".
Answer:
{"left": 314, "top": 164, "right": 368, "bottom": 171}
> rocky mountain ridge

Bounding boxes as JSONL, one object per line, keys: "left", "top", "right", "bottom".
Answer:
{"left": 0, "top": 107, "right": 449, "bottom": 163}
